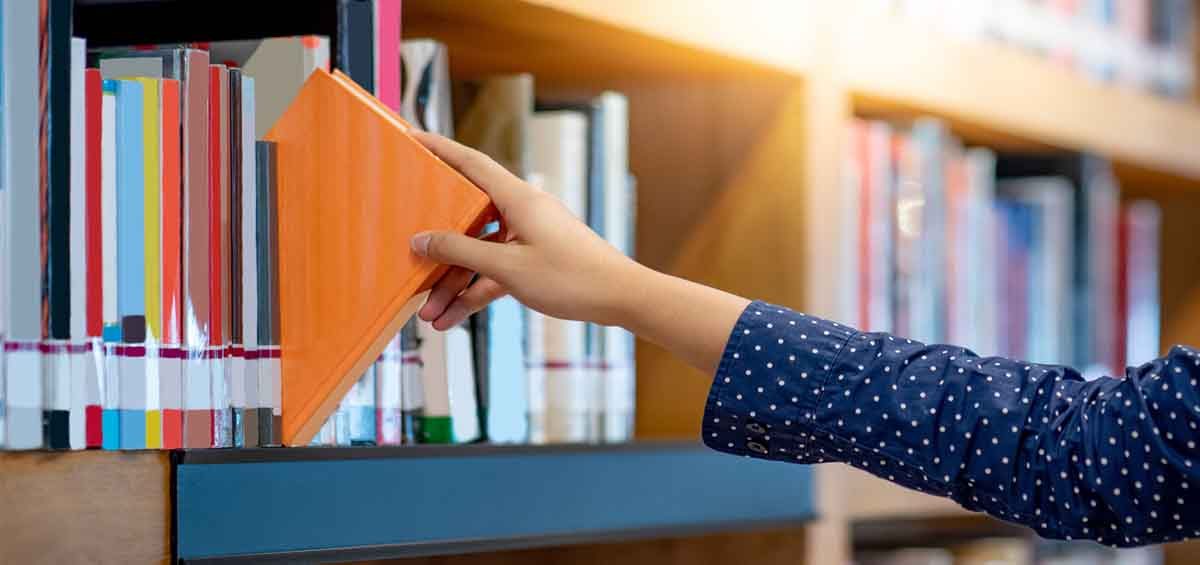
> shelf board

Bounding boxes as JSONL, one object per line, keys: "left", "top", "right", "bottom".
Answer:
{"left": 0, "top": 451, "right": 171, "bottom": 563}
{"left": 840, "top": 12, "right": 1200, "bottom": 184}
{"left": 843, "top": 467, "right": 973, "bottom": 522}
{"left": 174, "top": 441, "right": 817, "bottom": 562}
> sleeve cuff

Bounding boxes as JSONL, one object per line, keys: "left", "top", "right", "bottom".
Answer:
{"left": 700, "top": 301, "right": 855, "bottom": 464}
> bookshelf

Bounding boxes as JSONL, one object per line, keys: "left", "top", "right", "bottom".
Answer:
{"left": 18, "top": 0, "right": 1200, "bottom": 563}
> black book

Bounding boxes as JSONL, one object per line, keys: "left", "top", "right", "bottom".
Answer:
{"left": 336, "top": 0, "right": 374, "bottom": 93}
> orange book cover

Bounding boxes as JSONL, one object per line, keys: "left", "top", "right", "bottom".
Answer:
{"left": 265, "top": 68, "right": 495, "bottom": 446}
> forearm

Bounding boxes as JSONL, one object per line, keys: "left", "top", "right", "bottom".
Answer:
{"left": 614, "top": 265, "right": 749, "bottom": 375}
{"left": 700, "top": 300, "right": 1200, "bottom": 547}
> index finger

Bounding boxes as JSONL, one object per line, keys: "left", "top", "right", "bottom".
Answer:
{"left": 410, "top": 129, "right": 529, "bottom": 215}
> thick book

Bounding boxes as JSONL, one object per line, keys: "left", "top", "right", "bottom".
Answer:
{"left": 263, "top": 68, "right": 493, "bottom": 446}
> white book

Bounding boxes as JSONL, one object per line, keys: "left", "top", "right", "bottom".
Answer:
{"left": 595, "top": 93, "right": 635, "bottom": 443}
{"left": 101, "top": 83, "right": 119, "bottom": 334}
{"left": 964, "top": 148, "right": 998, "bottom": 357}
{"left": 446, "top": 324, "right": 480, "bottom": 443}
{"left": 240, "top": 76, "right": 259, "bottom": 424}
{"left": 417, "top": 321, "right": 455, "bottom": 443}
{"left": 375, "top": 338, "right": 403, "bottom": 445}
{"left": 528, "top": 114, "right": 590, "bottom": 443}
{"left": 67, "top": 38, "right": 90, "bottom": 450}
{"left": 1124, "top": 201, "right": 1162, "bottom": 365}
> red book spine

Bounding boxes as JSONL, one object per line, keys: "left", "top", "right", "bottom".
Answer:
{"left": 1115, "top": 206, "right": 1131, "bottom": 374}
{"left": 208, "top": 66, "right": 223, "bottom": 344}
{"left": 85, "top": 69, "right": 103, "bottom": 337}
{"left": 852, "top": 120, "right": 871, "bottom": 331}
{"left": 161, "top": 79, "right": 182, "bottom": 344}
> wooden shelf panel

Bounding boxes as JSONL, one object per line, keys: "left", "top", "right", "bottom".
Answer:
{"left": 403, "top": 0, "right": 806, "bottom": 82}
{"left": 839, "top": 11, "right": 1200, "bottom": 184}
{"left": 0, "top": 451, "right": 171, "bottom": 564}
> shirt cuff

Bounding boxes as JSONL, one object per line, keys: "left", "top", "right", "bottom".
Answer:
{"left": 700, "top": 301, "right": 856, "bottom": 464}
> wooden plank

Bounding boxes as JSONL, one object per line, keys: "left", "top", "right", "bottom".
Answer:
{"left": 839, "top": 5, "right": 1200, "bottom": 184}
{"left": 365, "top": 526, "right": 812, "bottom": 565}
{"left": 0, "top": 451, "right": 171, "bottom": 564}
{"left": 402, "top": 0, "right": 798, "bottom": 82}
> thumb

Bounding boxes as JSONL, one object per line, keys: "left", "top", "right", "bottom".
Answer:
{"left": 411, "top": 230, "right": 505, "bottom": 275}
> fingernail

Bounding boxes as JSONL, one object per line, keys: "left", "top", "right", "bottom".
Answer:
{"left": 411, "top": 232, "right": 431, "bottom": 256}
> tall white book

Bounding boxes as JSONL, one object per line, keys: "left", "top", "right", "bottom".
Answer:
{"left": 527, "top": 112, "right": 589, "bottom": 443}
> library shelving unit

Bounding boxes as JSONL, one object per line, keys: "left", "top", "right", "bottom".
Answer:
{"left": 5, "top": 0, "right": 1200, "bottom": 563}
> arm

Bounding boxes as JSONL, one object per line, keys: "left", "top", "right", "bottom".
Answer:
{"left": 408, "top": 131, "right": 1200, "bottom": 547}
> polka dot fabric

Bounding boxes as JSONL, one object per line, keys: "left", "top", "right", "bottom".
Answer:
{"left": 702, "top": 301, "right": 1200, "bottom": 548}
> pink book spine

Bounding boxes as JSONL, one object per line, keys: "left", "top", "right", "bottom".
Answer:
{"left": 375, "top": 0, "right": 402, "bottom": 111}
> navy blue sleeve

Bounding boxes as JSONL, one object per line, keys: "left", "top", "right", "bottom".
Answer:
{"left": 702, "top": 300, "right": 1200, "bottom": 548}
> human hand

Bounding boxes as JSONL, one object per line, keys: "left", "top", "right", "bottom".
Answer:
{"left": 409, "top": 130, "right": 647, "bottom": 330}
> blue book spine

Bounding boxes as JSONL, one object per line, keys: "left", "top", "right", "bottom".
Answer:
{"left": 114, "top": 80, "right": 145, "bottom": 450}
{"left": 115, "top": 80, "right": 145, "bottom": 331}
{"left": 486, "top": 296, "right": 528, "bottom": 443}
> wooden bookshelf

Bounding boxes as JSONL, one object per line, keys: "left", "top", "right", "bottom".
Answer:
{"left": 45, "top": 0, "right": 1200, "bottom": 563}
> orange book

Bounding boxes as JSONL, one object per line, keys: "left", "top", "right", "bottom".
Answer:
{"left": 265, "top": 69, "right": 494, "bottom": 446}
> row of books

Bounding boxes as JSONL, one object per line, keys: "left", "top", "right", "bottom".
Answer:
{"left": 307, "top": 41, "right": 639, "bottom": 447}
{"left": 0, "top": 0, "right": 637, "bottom": 451}
{"left": 872, "top": 0, "right": 1194, "bottom": 99}
{"left": 845, "top": 117, "right": 1161, "bottom": 376}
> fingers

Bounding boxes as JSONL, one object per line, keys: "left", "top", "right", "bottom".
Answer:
{"left": 411, "top": 230, "right": 510, "bottom": 276}
{"left": 419, "top": 266, "right": 476, "bottom": 322}
{"left": 410, "top": 130, "right": 530, "bottom": 215}
{"left": 431, "top": 277, "right": 508, "bottom": 330}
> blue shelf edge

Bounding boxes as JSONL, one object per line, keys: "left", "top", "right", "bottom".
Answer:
{"left": 174, "top": 441, "right": 818, "bottom": 562}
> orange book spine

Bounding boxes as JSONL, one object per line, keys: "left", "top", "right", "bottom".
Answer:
{"left": 161, "top": 79, "right": 182, "bottom": 344}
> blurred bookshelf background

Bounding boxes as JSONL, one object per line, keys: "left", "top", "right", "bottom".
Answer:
{"left": 3, "top": 0, "right": 1200, "bottom": 563}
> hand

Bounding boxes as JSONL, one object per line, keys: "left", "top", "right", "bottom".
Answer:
{"left": 409, "top": 130, "right": 647, "bottom": 330}
{"left": 410, "top": 130, "right": 749, "bottom": 375}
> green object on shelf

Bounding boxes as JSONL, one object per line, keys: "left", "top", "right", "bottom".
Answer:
{"left": 419, "top": 416, "right": 453, "bottom": 444}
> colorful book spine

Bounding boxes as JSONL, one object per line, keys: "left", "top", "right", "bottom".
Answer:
{"left": 374, "top": 0, "right": 402, "bottom": 112}
{"left": 68, "top": 37, "right": 89, "bottom": 450}
{"left": 399, "top": 321, "right": 423, "bottom": 443}
{"left": 41, "top": 0, "right": 72, "bottom": 450}
{"left": 375, "top": 336, "right": 403, "bottom": 445}
{"left": 160, "top": 78, "right": 183, "bottom": 450}
{"left": 255, "top": 140, "right": 281, "bottom": 447}
{"left": 209, "top": 64, "right": 232, "bottom": 448}
{"left": 100, "top": 79, "right": 120, "bottom": 451}
{"left": 84, "top": 67, "right": 105, "bottom": 449}
{"left": 528, "top": 112, "right": 590, "bottom": 444}
{"left": 348, "top": 367, "right": 376, "bottom": 445}
{"left": 1123, "top": 200, "right": 1162, "bottom": 367}
{"left": 137, "top": 77, "right": 162, "bottom": 450}
{"left": 115, "top": 78, "right": 147, "bottom": 450}
{"left": 417, "top": 321, "right": 453, "bottom": 443}
{"left": 486, "top": 296, "right": 528, "bottom": 443}
{"left": 238, "top": 75, "right": 258, "bottom": 446}
{"left": 229, "top": 69, "right": 246, "bottom": 447}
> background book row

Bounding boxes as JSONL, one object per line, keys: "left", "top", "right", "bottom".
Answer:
{"left": 870, "top": 0, "right": 1194, "bottom": 100}
{"left": 845, "top": 116, "right": 1161, "bottom": 378}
